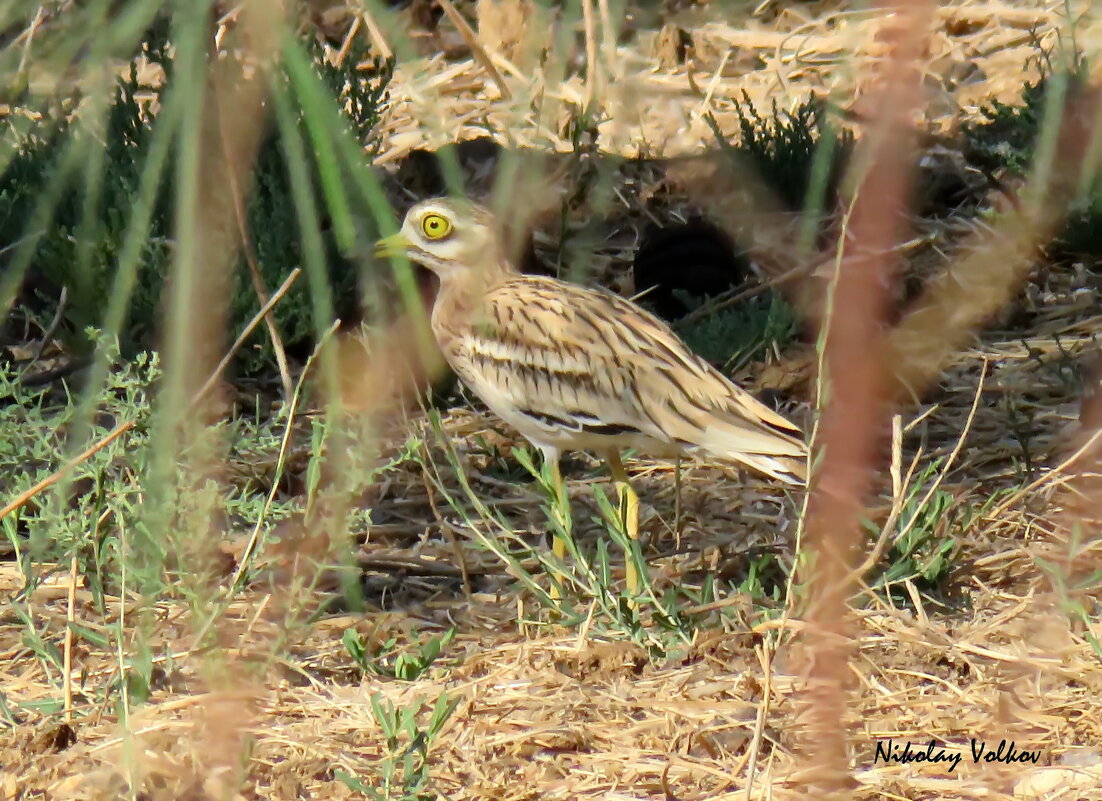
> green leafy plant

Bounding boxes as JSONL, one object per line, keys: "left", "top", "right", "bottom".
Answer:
{"left": 1, "top": 342, "right": 161, "bottom": 597}
{"left": 961, "top": 59, "right": 1102, "bottom": 261}
{"left": 419, "top": 417, "right": 755, "bottom": 661}
{"left": 734, "top": 551, "right": 787, "bottom": 605}
{"left": 864, "top": 461, "right": 960, "bottom": 604}
{"left": 962, "top": 78, "right": 1051, "bottom": 176}
{"left": 0, "top": 334, "right": 403, "bottom": 717}
{"left": 877, "top": 491, "right": 959, "bottom": 590}
{"left": 0, "top": 33, "right": 392, "bottom": 371}
{"left": 866, "top": 465, "right": 1011, "bottom": 606}
{"left": 674, "top": 290, "right": 798, "bottom": 371}
{"left": 0, "top": 32, "right": 175, "bottom": 352}
{"left": 335, "top": 691, "right": 458, "bottom": 801}
{"left": 1035, "top": 524, "right": 1102, "bottom": 661}
{"left": 233, "top": 41, "right": 393, "bottom": 371}
{"left": 343, "top": 627, "right": 457, "bottom": 681}
{"left": 710, "top": 93, "right": 853, "bottom": 212}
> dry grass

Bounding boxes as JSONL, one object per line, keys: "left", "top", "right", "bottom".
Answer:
{"left": 4, "top": 1, "right": 1102, "bottom": 800}
{"left": 5, "top": 464, "right": 1102, "bottom": 800}
{"left": 373, "top": 0, "right": 1100, "bottom": 162}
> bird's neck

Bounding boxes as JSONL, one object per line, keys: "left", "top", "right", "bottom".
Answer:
{"left": 431, "top": 259, "right": 514, "bottom": 346}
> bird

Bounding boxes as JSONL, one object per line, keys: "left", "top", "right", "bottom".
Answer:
{"left": 375, "top": 197, "right": 807, "bottom": 597}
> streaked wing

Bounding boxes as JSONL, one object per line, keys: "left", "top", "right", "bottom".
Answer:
{"left": 446, "top": 275, "right": 806, "bottom": 479}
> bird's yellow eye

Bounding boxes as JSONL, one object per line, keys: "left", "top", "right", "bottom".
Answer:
{"left": 421, "top": 213, "right": 452, "bottom": 240}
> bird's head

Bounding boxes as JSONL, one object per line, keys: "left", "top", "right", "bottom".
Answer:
{"left": 375, "top": 197, "right": 513, "bottom": 281}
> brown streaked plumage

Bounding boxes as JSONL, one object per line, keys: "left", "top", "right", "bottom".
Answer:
{"left": 377, "top": 197, "right": 807, "bottom": 596}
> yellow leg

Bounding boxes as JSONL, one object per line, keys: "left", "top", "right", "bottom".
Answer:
{"left": 544, "top": 450, "right": 569, "bottom": 599}
{"left": 606, "top": 450, "right": 641, "bottom": 596}
{"left": 674, "top": 456, "right": 683, "bottom": 550}
{"left": 549, "top": 456, "right": 569, "bottom": 555}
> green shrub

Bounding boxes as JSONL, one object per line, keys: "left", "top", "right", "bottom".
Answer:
{"left": 961, "top": 78, "right": 1048, "bottom": 176}
{"left": 1, "top": 334, "right": 396, "bottom": 601}
{"left": 2, "top": 345, "right": 249, "bottom": 600}
{"left": 0, "top": 32, "right": 391, "bottom": 371}
{"left": 961, "top": 63, "right": 1102, "bottom": 261}
{"left": 863, "top": 464, "right": 1011, "bottom": 610}
{"left": 0, "top": 35, "right": 171, "bottom": 350}
{"left": 674, "top": 290, "right": 798, "bottom": 372}
{"left": 715, "top": 93, "right": 854, "bottom": 212}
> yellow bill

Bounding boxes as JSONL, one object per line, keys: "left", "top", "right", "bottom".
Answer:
{"left": 374, "top": 232, "right": 413, "bottom": 259}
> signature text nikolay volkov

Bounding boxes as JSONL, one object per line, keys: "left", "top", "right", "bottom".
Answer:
{"left": 873, "top": 739, "right": 1041, "bottom": 773}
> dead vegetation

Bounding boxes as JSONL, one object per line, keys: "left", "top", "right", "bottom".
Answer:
{"left": 373, "top": 0, "right": 1097, "bottom": 161}
{"left": 3, "top": 1, "right": 1102, "bottom": 800}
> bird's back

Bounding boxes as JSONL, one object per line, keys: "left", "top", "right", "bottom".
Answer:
{"left": 439, "top": 274, "right": 807, "bottom": 483}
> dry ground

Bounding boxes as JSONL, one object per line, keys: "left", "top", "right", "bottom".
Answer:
{"left": 5, "top": 1, "right": 1102, "bottom": 800}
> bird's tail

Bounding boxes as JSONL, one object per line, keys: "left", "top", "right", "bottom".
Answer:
{"left": 726, "top": 450, "right": 806, "bottom": 485}
{"left": 701, "top": 422, "right": 808, "bottom": 485}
